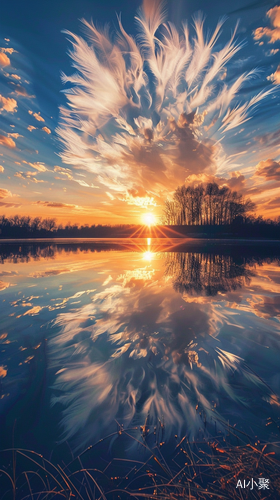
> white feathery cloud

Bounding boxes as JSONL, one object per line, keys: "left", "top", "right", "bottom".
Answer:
{"left": 57, "top": 0, "right": 275, "bottom": 207}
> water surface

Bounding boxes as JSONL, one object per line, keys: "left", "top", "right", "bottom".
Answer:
{"left": 1, "top": 239, "right": 280, "bottom": 456}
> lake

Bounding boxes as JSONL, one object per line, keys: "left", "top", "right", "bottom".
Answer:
{"left": 1, "top": 238, "right": 280, "bottom": 498}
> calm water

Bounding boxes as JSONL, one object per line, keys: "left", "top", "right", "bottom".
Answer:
{"left": 1, "top": 239, "right": 280, "bottom": 457}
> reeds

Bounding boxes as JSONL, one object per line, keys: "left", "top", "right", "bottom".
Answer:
{"left": 1, "top": 423, "right": 280, "bottom": 499}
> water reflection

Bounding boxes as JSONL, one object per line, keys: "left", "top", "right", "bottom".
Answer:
{"left": 1, "top": 240, "right": 280, "bottom": 452}
{"left": 165, "top": 252, "right": 253, "bottom": 296}
{"left": 47, "top": 243, "right": 280, "bottom": 449}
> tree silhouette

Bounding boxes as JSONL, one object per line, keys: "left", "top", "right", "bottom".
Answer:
{"left": 163, "top": 183, "right": 255, "bottom": 225}
{"left": 164, "top": 252, "right": 254, "bottom": 296}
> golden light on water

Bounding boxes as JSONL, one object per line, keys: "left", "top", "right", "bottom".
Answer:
{"left": 142, "top": 213, "right": 156, "bottom": 226}
{"left": 143, "top": 251, "right": 154, "bottom": 262}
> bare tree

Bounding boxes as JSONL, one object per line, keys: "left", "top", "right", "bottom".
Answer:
{"left": 162, "top": 183, "right": 255, "bottom": 225}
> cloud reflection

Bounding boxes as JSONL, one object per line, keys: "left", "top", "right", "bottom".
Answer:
{"left": 50, "top": 249, "right": 279, "bottom": 449}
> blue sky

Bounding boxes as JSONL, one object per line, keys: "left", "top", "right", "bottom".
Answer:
{"left": 0, "top": 0, "right": 280, "bottom": 224}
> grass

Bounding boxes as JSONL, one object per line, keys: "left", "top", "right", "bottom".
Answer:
{"left": 1, "top": 422, "right": 280, "bottom": 500}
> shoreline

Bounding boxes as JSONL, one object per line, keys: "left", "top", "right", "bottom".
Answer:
{"left": 1, "top": 237, "right": 280, "bottom": 242}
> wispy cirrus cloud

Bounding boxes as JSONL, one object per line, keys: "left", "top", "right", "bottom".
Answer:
{"left": 57, "top": 0, "right": 274, "bottom": 209}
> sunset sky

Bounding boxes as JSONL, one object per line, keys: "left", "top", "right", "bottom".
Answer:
{"left": 0, "top": 0, "right": 280, "bottom": 225}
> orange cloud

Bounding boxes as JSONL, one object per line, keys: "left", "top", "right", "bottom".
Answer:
{"left": 1, "top": 47, "right": 15, "bottom": 54}
{"left": 255, "top": 159, "right": 280, "bottom": 180}
{"left": 54, "top": 165, "right": 73, "bottom": 179}
{"left": 14, "top": 171, "right": 45, "bottom": 183}
{"left": 267, "top": 64, "right": 280, "bottom": 84}
{"left": 0, "top": 188, "right": 12, "bottom": 199}
{"left": 0, "top": 166, "right": 4, "bottom": 172}
{"left": 0, "top": 134, "right": 16, "bottom": 148}
{"left": 0, "top": 95, "right": 17, "bottom": 113}
{"left": 33, "top": 112, "right": 45, "bottom": 122}
{"left": 42, "top": 126, "right": 51, "bottom": 134}
{"left": 8, "top": 133, "right": 22, "bottom": 139}
{"left": 34, "top": 201, "right": 78, "bottom": 209}
{"left": 22, "top": 161, "right": 47, "bottom": 172}
{"left": 0, "top": 52, "right": 10, "bottom": 66}
{"left": 253, "top": 6, "right": 280, "bottom": 44}
{"left": 27, "top": 125, "right": 36, "bottom": 132}
{"left": 10, "top": 74, "right": 21, "bottom": 80}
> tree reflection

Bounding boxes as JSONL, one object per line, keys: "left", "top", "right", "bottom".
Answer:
{"left": 165, "top": 252, "right": 254, "bottom": 296}
{"left": 49, "top": 258, "right": 280, "bottom": 450}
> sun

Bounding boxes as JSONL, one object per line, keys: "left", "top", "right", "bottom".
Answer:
{"left": 142, "top": 212, "right": 156, "bottom": 226}
{"left": 143, "top": 251, "right": 154, "bottom": 262}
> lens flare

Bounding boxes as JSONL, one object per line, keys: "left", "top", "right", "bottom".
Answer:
{"left": 143, "top": 251, "right": 154, "bottom": 261}
{"left": 142, "top": 213, "right": 156, "bottom": 226}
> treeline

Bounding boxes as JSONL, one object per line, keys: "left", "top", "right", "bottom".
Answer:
{"left": 162, "top": 183, "right": 255, "bottom": 225}
{"left": 1, "top": 212, "right": 280, "bottom": 239}
{"left": 0, "top": 215, "right": 135, "bottom": 238}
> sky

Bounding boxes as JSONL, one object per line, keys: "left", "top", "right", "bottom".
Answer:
{"left": 0, "top": 0, "right": 280, "bottom": 225}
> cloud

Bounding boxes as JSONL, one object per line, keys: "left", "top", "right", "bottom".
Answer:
{"left": 42, "top": 126, "right": 51, "bottom": 134}
{"left": 23, "top": 306, "right": 43, "bottom": 316}
{"left": 0, "top": 188, "right": 12, "bottom": 199}
{"left": 27, "top": 125, "right": 36, "bottom": 132}
{"left": 54, "top": 165, "right": 73, "bottom": 180}
{"left": 34, "top": 201, "right": 78, "bottom": 209}
{"left": 57, "top": 7, "right": 273, "bottom": 207}
{"left": 14, "top": 172, "right": 45, "bottom": 183}
{"left": 10, "top": 83, "right": 35, "bottom": 98}
{"left": 0, "top": 53, "right": 10, "bottom": 66}
{"left": 268, "top": 49, "right": 279, "bottom": 56}
{"left": 254, "top": 128, "right": 280, "bottom": 150}
{"left": 0, "top": 134, "right": 16, "bottom": 148}
{"left": 267, "top": 64, "right": 280, "bottom": 84}
{"left": 22, "top": 161, "right": 47, "bottom": 172}
{"left": 73, "top": 178, "right": 99, "bottom": 188}
{"left": 33, "top": 112, "right": 45, "bottom": 122}
{"left": 255, "top": 159, "right": 280, "bottom": 180}
{"left": 8, "top": 133, "right": 22, "bottom": 139}
{"left": 10, "top": 74, "right": 21, "bottom": 80}
{"left": 253, "top": 6, "right": 280, "bottom": 44}
{"left": 185, "top": 171, "right": 247, "bottom": 193}
{"left": 0, "top": 166, "right": 4, "bottom": 172}
{"left": 0, "top": 95, "right": 17, "bottom": 113}
{"left": 1, "top": 47, "right": 15, "bottom": 54}
{"left": 222, "top": 171, "right": 246, "bottom": 191}
{"left": 0, "top": 201, "right": 21, "bottom": 208}
{"left": 253, "top": 294, "right": 280, "bottom": 318}
{"left": 0, "top": 281, "right": 10, "bottom": 292}
{"left": 263, "top": 196, "right": 280, "bottom": 207}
